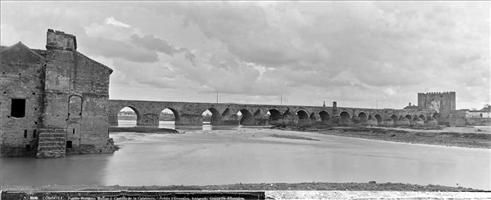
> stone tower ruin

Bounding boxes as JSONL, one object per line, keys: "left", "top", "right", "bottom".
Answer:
{"left": 417, "top": 91, "right": 456, "bottom": 123}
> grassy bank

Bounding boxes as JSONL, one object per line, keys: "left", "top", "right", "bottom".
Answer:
{"left": 273, "top": 125, "right": 491, "bottom": 149}
{"left": 1, "top": 182, "right": 485, "bottom": 192}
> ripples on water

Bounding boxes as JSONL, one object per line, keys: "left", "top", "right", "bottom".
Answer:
{"left": 0, "top": 122, "right": 490, "bottom": 190}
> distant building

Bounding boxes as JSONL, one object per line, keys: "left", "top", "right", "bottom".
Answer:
{"left": 465, "top": 105, "right": 491, "bottom": 118}
{"left": 403, "top": 102, "right": 418, "bottom": 110}
{"left": 0, "top": 29, "right": 117, "bottom": 158}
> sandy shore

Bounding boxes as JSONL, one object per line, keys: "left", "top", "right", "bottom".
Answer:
{"left": 271, "top": 125, "right": 491, "bottom": 149}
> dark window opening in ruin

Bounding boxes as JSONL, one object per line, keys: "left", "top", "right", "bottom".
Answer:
{"left": 68, "top": 95, "right": 83, "bottom": 119}
{"left": 24, "top": 130, "right": 27, "bottom": 138}
{"left": 11, "top": 98, "right": 26, "bottom": 118}
{"left": 25, "top": 145, "right": 30, "bottom": 151}
{"left": 33, "top": 130, "right": 37, "bottom": 138}
{"left": 73, "top": 129, "right": 75, "bottom": 134}
{"left": 66, "top": 141, "right": 73, "bottom": 148}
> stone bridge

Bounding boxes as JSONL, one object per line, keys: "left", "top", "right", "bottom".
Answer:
{"left": 108, "top": 100, "right": 437, "bottom": 127}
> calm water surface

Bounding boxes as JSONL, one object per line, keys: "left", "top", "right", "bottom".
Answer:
{"left": 1, "top": 122, "right": 490, "bottom": 190}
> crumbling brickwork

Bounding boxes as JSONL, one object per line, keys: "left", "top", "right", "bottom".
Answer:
{"left": 0, "top": 29, "right": 116, "bottom": 158}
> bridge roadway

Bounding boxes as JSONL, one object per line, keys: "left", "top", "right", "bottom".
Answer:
{"left": 108, "top": 100, "right": 437, "bottom": 127}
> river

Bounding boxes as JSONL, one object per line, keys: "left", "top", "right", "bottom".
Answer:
{"left": 0, "top": 121, "right": 490, "bottom": 190}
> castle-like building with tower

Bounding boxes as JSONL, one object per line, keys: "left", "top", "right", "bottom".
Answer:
{"left": 0, "top": 30, "right": 467, "bottom": 158}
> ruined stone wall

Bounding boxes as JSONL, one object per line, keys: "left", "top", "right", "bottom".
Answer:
{"left": 0, "top": 43, "right": 45, "bottom": 156}
{"left": 42, "top": 29, "right": 114, "bottom": 155}
{"left": 1, "top": 29, "right": 115, "bottom": 157}
{"left": 68, "top": 52, "right": 113, "bottom": 153}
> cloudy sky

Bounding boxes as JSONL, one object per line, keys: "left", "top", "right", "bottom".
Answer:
{"left": 1, "top": 1, "right": 489, "bottom": 109}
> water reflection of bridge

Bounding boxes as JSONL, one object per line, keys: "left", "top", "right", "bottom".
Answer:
{"left": 109, "top": 100, "right": 437, "bottom": 127}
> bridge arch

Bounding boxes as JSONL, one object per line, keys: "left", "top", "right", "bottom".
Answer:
{"left": 201, "top": 107, "right": 222, "bottom": 125}
{"left": 374, "top": 114, "right": 382, "bottom": 124}
{"left": 159, "top": 107, "right": 179, "bottom": 128}
{"left": 319, "top": 111, "right": 330, "bottom": 122}
{"left": 358, "top": 112, "right": 368, "bottom": 122}
{"left": 405, "top": 114, "right": 412, "bottom": 120}
{"left": 419, "top": 114, "right": 426, "bottom": 121}
{"left": 238, "top": 109, "right": 254, "bottom": 125}
{"left": 339, "top": 111, "right": 351, "bottom": 125}
{"left": 390, "top": 114, "right": 398, "bottom": 121}
{"left": 340, "top": 111, "right": 350, "bottom": 119}
{"left": 296, "top": 110, "right": 309, "bottom": 120}
{"left": 268, "top": 109, "right": 282, "bottom": 121}
{"left": 116, "top": 106, "right": 141, "bottom": 127}
{"left": 432, "top": 112, "right": 440, "bottom": 120}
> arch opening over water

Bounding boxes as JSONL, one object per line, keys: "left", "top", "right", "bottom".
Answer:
{"left": 390, "top": 114, "right": 398, "bottom": 122}
{"left": 374, "top": 114, "right": 382, "bottom": 124}
{"left": 297, "top": 110, "right": 309, "bottom": 120}
{"left": 237, "top": 109, "right": 254, "bottom": 125}
{"left": 419, "top": 114, "right": 426, "bottom": 121}
{"left": 117, "top": 106, "right": 139, "bottom": 127}
{"left": 268, "top": 109, "right": 282, "bottom": 121}
{"left": 433, "top": 112, "right": 440, "bottom": 120}
{"left": 358, "top": 112, "right": 368, "bottom": 122}
{"left": 405, "top": 115, "right": 412, "bottom": 120}
{"left": 319, "top": 111, "right": 330, "bottom": 122}
{"left": 340, "top": 111, "right": 350, "bottom": 120}
{"left": 202, "top": 108, "right": 221, "bottom": 125}
{"left": 159, "top": 108, "right": 178, "bottom": 129}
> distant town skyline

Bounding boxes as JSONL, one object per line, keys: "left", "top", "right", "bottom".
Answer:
{"left": 1, "top": 1, "right": 489, "bottom": 109}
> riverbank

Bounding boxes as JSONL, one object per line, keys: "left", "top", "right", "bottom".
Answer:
{"left": 0, "top": 182, "right": 485, "bottom": 192}
{"left": 109, "top": 126, "right": 179, "bottom": 133}
{"left": 272, "top": 125, "right": 491, "bottom": 149}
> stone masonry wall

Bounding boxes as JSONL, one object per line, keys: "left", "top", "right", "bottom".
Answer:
{"left": 0, "top": 43, "right": 45, "bottom": 156}
{"left": 1, "top": 29, "right": 115, "bottom": 157}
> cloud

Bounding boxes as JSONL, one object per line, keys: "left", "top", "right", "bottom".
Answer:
{"left": 1, "top": 1, "right": 489, "bottom": 108}
{"left": 105, "top": 17, "right": 131, "bottom": 28}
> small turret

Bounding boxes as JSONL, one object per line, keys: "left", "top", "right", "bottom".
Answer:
{"left": 46, "top": 29, "right": 77, "bottom": 51}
